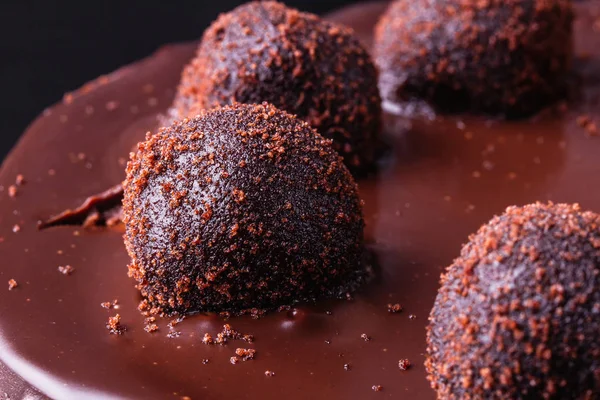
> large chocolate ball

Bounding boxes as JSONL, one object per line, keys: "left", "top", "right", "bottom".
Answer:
{"left": 374, "top": 0, "right": 573, "bottom": 118}
{"left": 167, "top": 1, "right": 382, "bottom": 171}
{"left": 124, "top": 103, "right": 366, "bottom": 316}
{"left": 426, "top": 203, "right": 600, "bottom": 399}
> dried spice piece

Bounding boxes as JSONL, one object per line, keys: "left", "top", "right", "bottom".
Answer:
{"left": 427, "top": 203, "right": 600, "bottom": 399}
{"left": 374, "top": 0, "right": 573, "bottom": 117}
{"left": 123, "top": 103, "right": 366, "bottom": 316}
{"left": 166, "top": 1, "right": 381, "bottom": 170}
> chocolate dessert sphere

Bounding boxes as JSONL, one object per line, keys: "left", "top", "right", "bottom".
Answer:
{"left": 166, "top": 1, "right": 382, "bottom": 171}
{"left": 123, "top": 103, "right": 366, "bottom": 316}
{"left": 374, "top": 0, "right": 574, "bottom": 117}
{"left": 426, "top": 203, "right": 600, "bottom": 399}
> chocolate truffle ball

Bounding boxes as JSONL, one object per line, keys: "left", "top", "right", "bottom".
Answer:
{"left": 167, "top": 1, "right": 382, "bottom": 171}
{"left": 123, "top": 103, "right": 366, "bottom": 316}
{"left": 374, "top": 0, "right": 573, "bottom": 118}
{"left": 426, "top": 203, "right": 600, "bottom": 399}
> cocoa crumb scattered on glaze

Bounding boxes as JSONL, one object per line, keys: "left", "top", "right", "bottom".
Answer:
{"left": 7, "top": 279, "right": 18, "bottom": 291}
{"left": 106, "top": 314, "right": 126, "bottom": 335}
{"left": 57, "top": 265, "right": 74, "bottom": 275}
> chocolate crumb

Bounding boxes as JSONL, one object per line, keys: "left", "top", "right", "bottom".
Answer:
{"left": 409, "top": 314, "right": 417, "bottom": 320}
{"left": 144, "top": 324, "right": 159, "bottom": 333}
{"left": 167, "top": 331, "right": 181, "bottom": 339}
{"left": 235, "top": 348, "right": 256, "bottom": 361}
{"left": 202, "top": 359, "right": 210, "bottom": 365}
{"left": 344, "top": 363, "right": 351, "bottom": 371}
{"left": 8, "top": 279, "right": 18, "bottom": 291}
{"left": 372, "top": 385, "right": 383, "bottom": 392}
{"left": 100, "top": 302, "right": 111, "bottom": 309}
{"left": 230, "top": 356, "right": 239, "bottom": 365}
{"left": 57, "top": 265, "right": 74, "bottom": 275}
{"left": 106, "top": 314, "right": 126, "bottom": 335}
{"left": 576, "top": 114, "right": 598, "bottom": 136}
{"left": 264, "top": 370, "right": 275, "bottom": 377}
{"left": 398, "top": 359, "right": 411, "bottom": 371}
{"left": 387, "top": 303, "right": 403, "bottom": 313}
{"left": 202, "top": 333, "right": 214, "bottom": 345}
{"left": 361, "top": 334, "right": 371, "bottom": 342}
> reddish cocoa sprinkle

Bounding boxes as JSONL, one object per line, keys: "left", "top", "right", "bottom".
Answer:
{"left": 387, "top": 303, "right": 403, "bottom": 313}
{"left": 57, "top": 265, "right": 74, "bottom": 275}
{"left": 230, "top": 356, "right": 239, "bottom": 365}
{"left": 264, "top": 370, "right": 275, "bottom": 377}
{"left": 8, "top": 279, "right": 18, "bottom": 290}
{"left": 12, "top": 225, "right": 20, "bottom": 233}
{"left": 15, "top": 175, "right": 25, "bottom": 186}
{"left": 576, "top": 114, "right": 599, "bottom": 136}
{"left": 235, "top": 348, "right": 256, "bottom": 361}
{"left": 106, "top": 314, "right": 126, "bottom": 335}
{"left": 427, "top": 203, "right": 600, "bottom": 399}
{"left": 372, "top": 385, "right": 383, "bottom": 392}
{"left": 202, "top": 333, "right": 214, "bottom": 345}
{"left": 360, "top": 334, "right": 371, "bottom": 342}
{"left": 166, "top": 1, "right": 381, "bottom": 170}
{"left": 123, "top": 103, "right": 366, "bottom": 316}
{"left": 398, "top": 359, "right": 411, "bottom": 371}
{"left": 8, "top": 185, "right": 17, "bottom": 198}
{"left": 344, "top": 364, "right": 351, "bottom": 371}
{"left": 202, "top": 359, "right": 210, "bottom": 365}
{"left": 100, "top": 302, "right": 111, "bottom": 309}
{"left": 144, "top": 324, "right": 159, "bottom": 333}
{"left": 374, "top": 0, "right": 573, "bottom": 117}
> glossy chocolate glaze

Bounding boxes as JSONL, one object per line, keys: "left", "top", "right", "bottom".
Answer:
{"left": 1, "top": 1, "right": 600, "bottom": 399}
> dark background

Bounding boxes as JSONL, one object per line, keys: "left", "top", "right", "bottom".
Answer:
{"left": 0, "top": 0, "right": 360, "bottom": 159}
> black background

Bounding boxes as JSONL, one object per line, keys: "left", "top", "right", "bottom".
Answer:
{"left": 0, "top": 0, "right": 361, "bottom": 159}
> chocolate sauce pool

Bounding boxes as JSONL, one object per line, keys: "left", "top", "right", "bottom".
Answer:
{"left": 0, "top": 1, "right": 599, "bottom": 399}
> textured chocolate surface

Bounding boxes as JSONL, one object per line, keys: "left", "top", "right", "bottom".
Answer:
{"left": 168, "top": 1, "right": 382, "bottom": 171}
{"left": 427, "top": 203, "right": 600, "bottom": 399}
{"left": 124, "top": 103, "right": 365, "bottom": 316}
{"left": 374, "top": 0, "right": 574, "bottom": 118}
{"left": 0, "top": 1, "right": 599, "bottom": 399}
